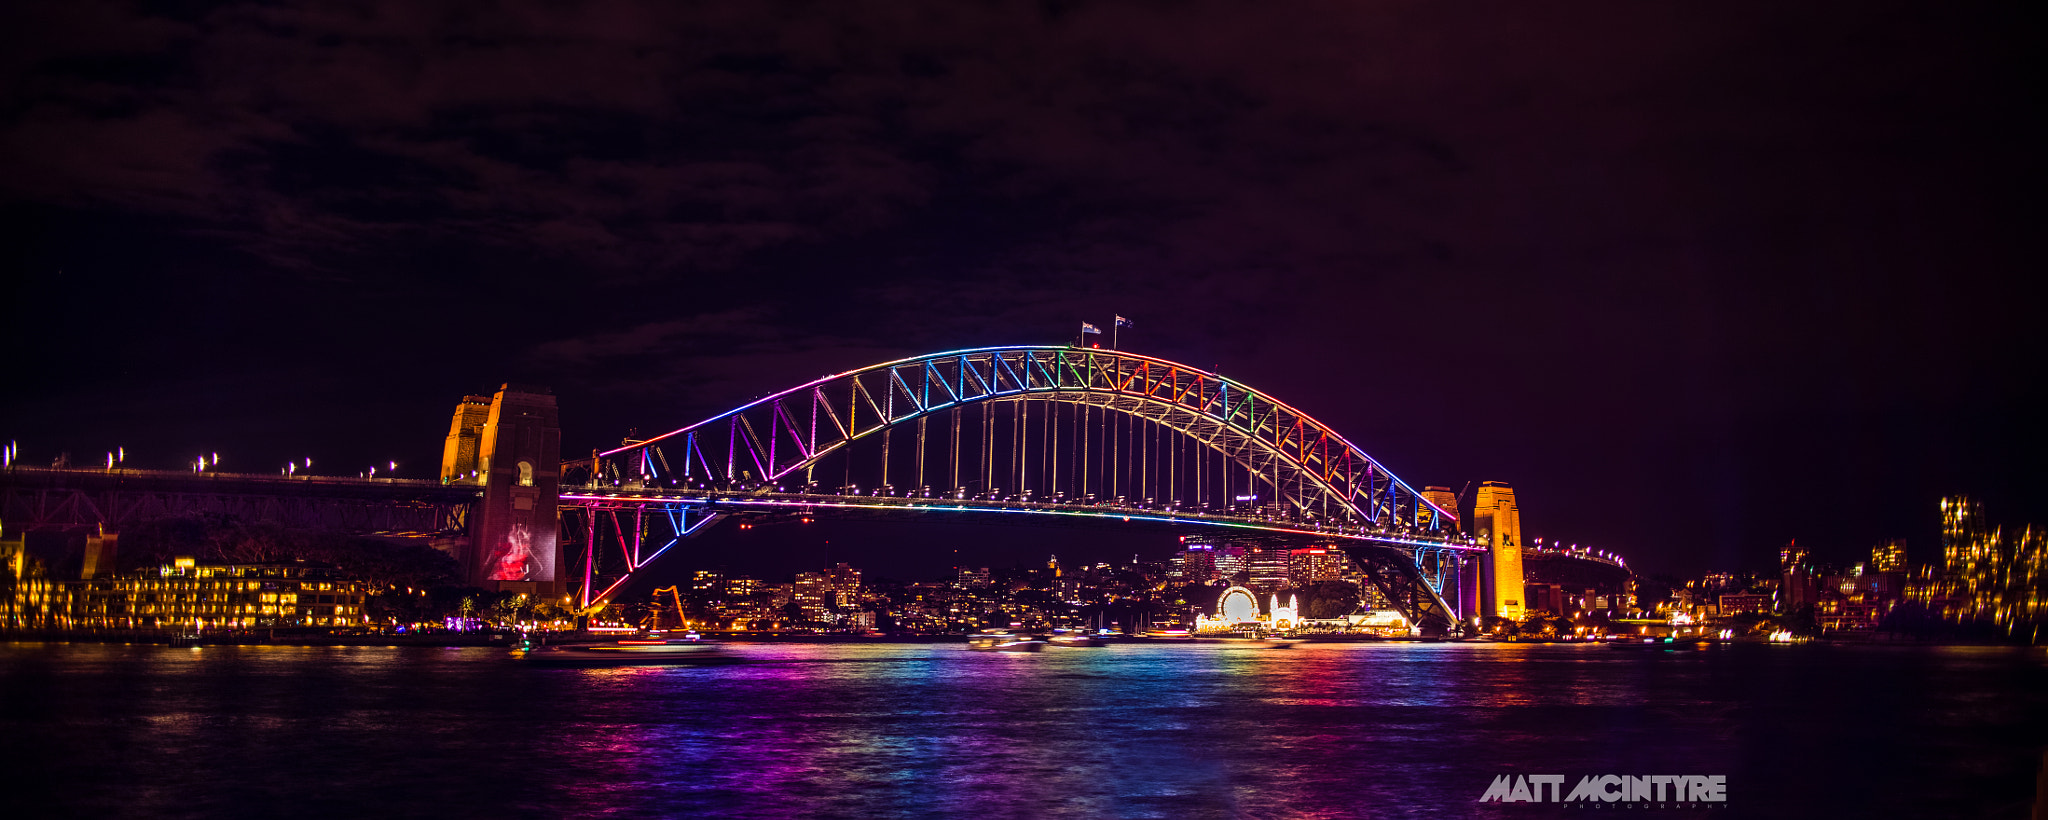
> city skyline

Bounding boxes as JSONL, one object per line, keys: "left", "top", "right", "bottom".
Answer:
{"left": 3, "top": 4, "right": 2041, "bottom": 580}
{"left": 3, "top": 6, "right": 2043, "bottom": 818}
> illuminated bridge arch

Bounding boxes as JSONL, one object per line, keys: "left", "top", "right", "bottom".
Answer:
{"left": 590, "top": 346, "right": 1450, "bottom": 527}
{"left": 565, "top": 346, "right": 1478, "bottom": 628}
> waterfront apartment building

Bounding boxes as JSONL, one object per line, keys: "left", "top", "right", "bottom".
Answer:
{"left": 65, "top": 557, "right": 366, "bottom": 630}
{"left": 793, "top": 563, "right": 862, "bottom": 624}
{"left": 1472, "top": 481, "right": 1525, "bottom": 621}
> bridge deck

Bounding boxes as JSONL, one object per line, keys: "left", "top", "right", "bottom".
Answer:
{"left": 560, "top": 486, "right": 1483, "bottom": 551}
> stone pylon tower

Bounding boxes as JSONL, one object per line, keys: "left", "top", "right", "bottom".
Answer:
{"left": 470, "top": 384, "right": 561, "bottom": 590}
{"left": 1473, "top": 481, "right": 1524, "bottom": 621}
{"left": 439, "top": 395, "right": 492, "bottom": 484}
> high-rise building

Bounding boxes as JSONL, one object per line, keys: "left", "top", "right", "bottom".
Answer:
{"left": 793, "top": 564, "right": 860, "bottom": 624}
{"left": 1421, "top": 486, "right": 1461, "bottom": 532}
{"left": 1247, "top": 546, "right": 1291, "bottom": 590}
{"left": 793, "top": 571, "right": 832, "bottom": 622}
{"left": 956, "top": 566, "right": 991, "bottom": 588}
{"left": 1472, "top": 481, "right": 1524, "bottom": 620}
{"left": 1941, "top": 497, "right": 1990, "bottom": 581}
{"left": 1174, "top": 545, "right": 1217, "bottom": 583}
{"left": 1288, "top": 547, "right": 1348, "bottom": 584}
{"left": 822, "top": 563, "right": 861, "bottom": 608}
{"left": 1870, "top": 540, "right": 1907, "bottom": 573}
{"left": 1212, "top": 545, "right": 1250, "bottom": 581}
{"left": 1927, "top": 496, "right": 2047, "bottom": 632}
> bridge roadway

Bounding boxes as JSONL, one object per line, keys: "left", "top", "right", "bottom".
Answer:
{"left": 560, "top": 485, "right": 1483, "bottom": 550}
{"left": 0, "top": 466, "right": 478, "bottom": 533}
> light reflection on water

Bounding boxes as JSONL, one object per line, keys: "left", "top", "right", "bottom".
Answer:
{"left": 1, "top": 641, "right": 2043, "bottom": 819}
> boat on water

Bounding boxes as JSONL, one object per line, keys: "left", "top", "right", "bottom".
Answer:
{"left": 520, "top": 635, "right": 736, "bottom": 666}
{"left": 966, "top": 633, "right": 1046, "bottom": 652}
{"left": 1047, "top": 632, "right": 1107, "bottom": 647}
{"left": 1211, "top": 636, "right": 1299, "bottom": 649}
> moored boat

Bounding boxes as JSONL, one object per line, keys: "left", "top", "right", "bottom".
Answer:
{"left": 520, "top": 636, "right": 735, "bottom": 666}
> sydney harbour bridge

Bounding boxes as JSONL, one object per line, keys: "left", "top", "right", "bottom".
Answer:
{"left": 2, "top": 345, "right": 1489, "bottom": 633}
{"left": 556, "top": 346, "right": 1484, "bottom": 632}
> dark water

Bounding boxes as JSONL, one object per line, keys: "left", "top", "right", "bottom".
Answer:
{"left": 2, "top": 641, "right": 2042, "bottom": 819}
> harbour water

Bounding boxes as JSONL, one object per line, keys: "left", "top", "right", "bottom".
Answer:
{"left": 2, "top": 640, "right": 2042, "bottom": 818}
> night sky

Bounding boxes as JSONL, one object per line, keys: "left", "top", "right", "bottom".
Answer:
{"left": 2, "top": 3, "right": 2041, "bottom": 581}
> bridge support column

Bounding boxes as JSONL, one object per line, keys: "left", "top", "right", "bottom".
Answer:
{"left": 471, "top": 384, "right": 562, "bottom": 592}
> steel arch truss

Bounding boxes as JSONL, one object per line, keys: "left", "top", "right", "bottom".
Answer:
{"left": 561, "top": 499, "right": 721, "bottom": 610}
{"left": 586, "top": 346, "right": 1455, "bottom": 530}
{"left": 563, "top": 347, "right": 1480, "bottom": 626}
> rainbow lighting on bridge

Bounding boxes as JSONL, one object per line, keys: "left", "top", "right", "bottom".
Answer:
{"left": 552, "top": 345, "right": 1485, "bottom": 632}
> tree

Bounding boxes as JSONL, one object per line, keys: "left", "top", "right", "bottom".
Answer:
{"left": 1300, "top": 580, "right": 1361, "bottom": 619}
{"left": 1518, "top": 610, "right": 1560, "bottom": 637}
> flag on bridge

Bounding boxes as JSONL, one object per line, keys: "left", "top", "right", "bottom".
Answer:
{"left": 1081, "top": 322, "right": 1101, "bottom": 334}
{"left": 1115, "top": 315, "right": 1133, "bottom": 328}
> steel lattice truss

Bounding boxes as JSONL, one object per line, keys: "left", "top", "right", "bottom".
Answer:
{"left": 585, "top": 346, "right": 1455, "bottom": 529}
{"left": 564, "top": 346, "right": 1482, "bottom": 629}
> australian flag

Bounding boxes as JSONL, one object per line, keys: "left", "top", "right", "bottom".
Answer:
{"left": 1115, "top": 315, "right": 1133, "bottom": 328}
{"left": 1081, "top": 322, "right": 1101, "bottom": 335}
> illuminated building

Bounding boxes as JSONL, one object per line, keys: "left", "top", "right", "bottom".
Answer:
{"left": 1421, "top": 486, "right": 1461, "bottom": 532}
{"left": 956, "top": 566, "right": 991, "bottom": 589}
{"left": 1870, "top": 539, "right": 1907, "bottom": 573}
{"left": 1780, "top": 541, "right": 1817, "bottom": 613}
{"left": 794, "top": 563, "right": 863, "bottom": 626}
{"left": 1473, "top": 481, "right": 1524, "bottom": 620}
{"left": 66, "top": 557, "right": 365, "bottom": 630}
{"left": 1247, "top": 546, "right": 1291, "bottom": 590}
{"left": 438, "top": 395, "right": 492, "bottom": 483}
{"left": 1288, "top": 547, "right": 1347, "bottom": 583}
{"left": 470, "top": 384, "right": 562, "bottom": 590}
{"left": 1212, "top": 545, "right": 1250, "bottom": 581}
{"left": 1, "top": 526, "right": 59, "bottom": 629}
{"left": 1173, "top": 545, "right": 1217, "bottom": 583}
{"left": 1920, "top": 497, "right": 2048, "bottom": 635}
{"left": 1718, "top": 593, "right": 1771, "bottom": 616}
